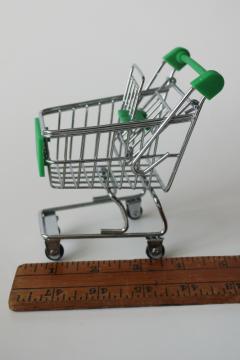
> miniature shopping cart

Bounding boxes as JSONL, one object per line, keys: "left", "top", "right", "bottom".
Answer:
{"left": 35, "top": 47, "right": 224, "bottom": 260}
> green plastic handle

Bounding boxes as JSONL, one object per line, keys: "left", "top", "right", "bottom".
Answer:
{"left": 35, "top": 117, "right": 45, "bottom": 177}
{"left": 163, "top": 47, "right": 224, "bottom": 100}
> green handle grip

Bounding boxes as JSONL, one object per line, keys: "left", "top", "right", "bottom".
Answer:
{"left": 163, "top": 47, "right": 224, "bottom": 100}
{"left": 35, "top": 117, "right": 45, "bottom": 177}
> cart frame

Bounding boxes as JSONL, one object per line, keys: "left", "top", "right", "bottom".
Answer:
{"left": 35, "top": 47, "right": 224, "bottom": 260}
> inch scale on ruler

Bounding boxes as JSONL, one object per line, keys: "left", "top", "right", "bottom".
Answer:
{"left": 9, "top": 256, "right": 240, "bottom": 311}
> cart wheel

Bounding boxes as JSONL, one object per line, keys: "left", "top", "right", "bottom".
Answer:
{"left": 127, "top": 205, "right": 143, "bottom": 220}
{"left": 146, "top": 243, "right": 165, "bottom": 260}
{"left": 45, "top": 244, "right": 64, "bottom": 261}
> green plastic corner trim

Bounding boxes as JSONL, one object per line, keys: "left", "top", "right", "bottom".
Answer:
{"left": 191, "top": 70, "right": 224, "bottom": 100}
{"left": 118, "top": 109, "right": 131, "bottom": 123}
{"left": 35, "top": 117, "right": 45, "bottom": 177}
{"left": 118, "top": 109, "right": 147, "bottom": 123}
{"left": 163, "top": 47, "right": 190, "bottom": 71}
{"left": 134, "top": 109, "right": 147, "bottom": 121}
{"left": 163, "top": 47, "right": 224, "bottom": 99}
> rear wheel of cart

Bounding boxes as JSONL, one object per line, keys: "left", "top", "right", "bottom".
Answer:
{"left": 146, "top": 239, "right": 165, "bottom": 260}
{"left": 126, "top": 197, "right": 143, "bottom": 220}
{"left": 127, "top": 205, "right": 143, "bottom": 220}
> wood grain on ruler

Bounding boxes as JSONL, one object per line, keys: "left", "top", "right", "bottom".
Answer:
{"left": 9, "top": 256, "right": 240, "bottom": 311}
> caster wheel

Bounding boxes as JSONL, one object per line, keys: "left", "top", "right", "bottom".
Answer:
{"left": 146, "top": 243, "right": 165, "bottom": 260}
{"left": 127, "top": 206, "right": 143, "bottom": 220}
{"left": 45, "top": 244, "right": 64, "bottom": 261}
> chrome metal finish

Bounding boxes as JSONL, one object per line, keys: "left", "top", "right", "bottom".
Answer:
{"left": 121, "top": 64, "right": 145, "bottom": 118}
{"left": 38, "top": 60, "right": 207, "bottom": 260}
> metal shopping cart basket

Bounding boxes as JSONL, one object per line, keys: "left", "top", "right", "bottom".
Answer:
{"left": 35, "top": 47, "right": 224, "bottom": 260}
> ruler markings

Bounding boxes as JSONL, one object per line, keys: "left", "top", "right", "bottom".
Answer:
{"left": 15, "top": 265, "right": 240, "bottom": 277}
{"left": 9, "top": 256, "right": 240, "bottom": 311}
{"left": 11, "top": 284, "right": 238, "bottom": 300}
{"left": 10, "top": 280, "right": 240, "bottom": 291}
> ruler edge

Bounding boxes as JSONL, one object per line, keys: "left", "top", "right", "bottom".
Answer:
{"left": 9, "top": 264, "right": 23, "bottom": 311}
{"left": 11, "top": 254, "right": 240, "bottom": 272}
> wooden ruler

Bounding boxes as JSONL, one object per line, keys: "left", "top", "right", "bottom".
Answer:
{"left": 9, "top": 256, "right": 240, "bottom": 311}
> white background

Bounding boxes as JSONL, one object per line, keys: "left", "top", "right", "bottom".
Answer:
{"left": 1, "top": 0, "right": 240, "bottom": 359}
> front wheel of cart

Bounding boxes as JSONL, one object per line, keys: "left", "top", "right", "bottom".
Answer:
{"left": 146, "top": 241, "right": 165, "bottom": 260}
{"left": 45, "top": 243, "right": 64, "bottom": 261}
